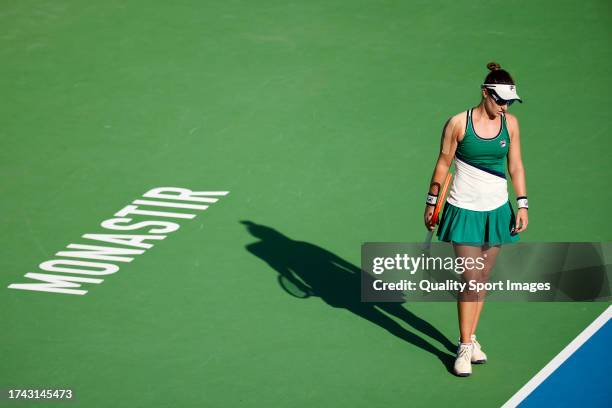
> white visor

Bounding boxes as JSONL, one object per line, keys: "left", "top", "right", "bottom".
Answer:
{"left": 482, "top": 83, "right": 522, "bottom": 103}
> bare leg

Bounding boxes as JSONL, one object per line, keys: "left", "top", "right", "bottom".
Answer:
{"left": 470, "top": 245, "right": 501, "bottom": 336}
{"left": 453, "top": 244, "right": 483, "bottom": 344}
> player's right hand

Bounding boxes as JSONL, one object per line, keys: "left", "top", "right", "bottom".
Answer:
{"left": 424, "top": 205, "right": 435, "bottom": 230}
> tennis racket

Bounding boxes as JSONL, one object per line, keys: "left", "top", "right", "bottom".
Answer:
{"left": 423, "top": 172, "right": 453, "bottom": 253}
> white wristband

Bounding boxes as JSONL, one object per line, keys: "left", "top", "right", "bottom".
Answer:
{"left": 426, "top": 193, "right": 438, "bottom": 206}
{"left": 517, "top": 196, "right": 528, "bottom": 209}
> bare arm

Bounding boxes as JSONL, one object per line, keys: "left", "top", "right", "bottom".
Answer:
{"left": 424, "top": 115, "right": 460, "bottom": 229}
{"left": 506, "top": 114, "right": 528, "bottom": 232}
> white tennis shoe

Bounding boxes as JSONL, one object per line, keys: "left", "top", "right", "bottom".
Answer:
{"left": 471, "top": 334, "right": 487, "bottom": 364}
{"left": 454, "top": 343, "right": 473, "bottom": 377}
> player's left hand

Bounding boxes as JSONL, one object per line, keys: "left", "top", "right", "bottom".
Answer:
{"left": 515, "top": 208, "right": 528, "bottom": 233}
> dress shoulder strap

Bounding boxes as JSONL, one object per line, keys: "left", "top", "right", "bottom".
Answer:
{"left": 501, "top": 112, "right": 508, "bottom": 133}
{"left": 464, "top": 109, "right": 471, "bottom": 134}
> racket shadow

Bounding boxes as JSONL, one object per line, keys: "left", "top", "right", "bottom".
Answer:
{"left": 241, "top": 220, "right": 457, "bottom": 371}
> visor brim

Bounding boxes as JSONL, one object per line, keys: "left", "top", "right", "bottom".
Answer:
{"left": 483, "top": 84, "right": 522, "bottom": 103}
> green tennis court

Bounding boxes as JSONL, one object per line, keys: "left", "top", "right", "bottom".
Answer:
{"left": 2, "top": 1, "right": 610, "bottom": 407}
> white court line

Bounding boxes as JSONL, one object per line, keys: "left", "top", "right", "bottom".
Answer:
{"left": 502, "top": 304, "right": 612, "bottom": 408}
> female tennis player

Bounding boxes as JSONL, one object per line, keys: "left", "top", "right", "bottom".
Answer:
{"left": 424, "top": 62, "right": 528, "bottom": 377}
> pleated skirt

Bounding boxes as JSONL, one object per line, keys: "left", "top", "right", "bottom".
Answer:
{"left": 437, "top": 201, "right": 519, "bottom": 246}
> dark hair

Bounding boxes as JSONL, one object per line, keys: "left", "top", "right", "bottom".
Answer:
{"left": 483, "top": 61, "right": 515, "bottom": 85}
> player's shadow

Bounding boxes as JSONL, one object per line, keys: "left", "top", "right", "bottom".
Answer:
{"left": 241, "top": 221, "right": 456, "bottom": 371}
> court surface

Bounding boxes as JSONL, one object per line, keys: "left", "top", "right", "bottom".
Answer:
{"left": 1, "top": 1, "right": 611, "bottom": 407}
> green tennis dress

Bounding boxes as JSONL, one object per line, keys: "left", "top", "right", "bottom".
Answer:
{"left": 437, "top": 109, "right": 519, "bottom": 246}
